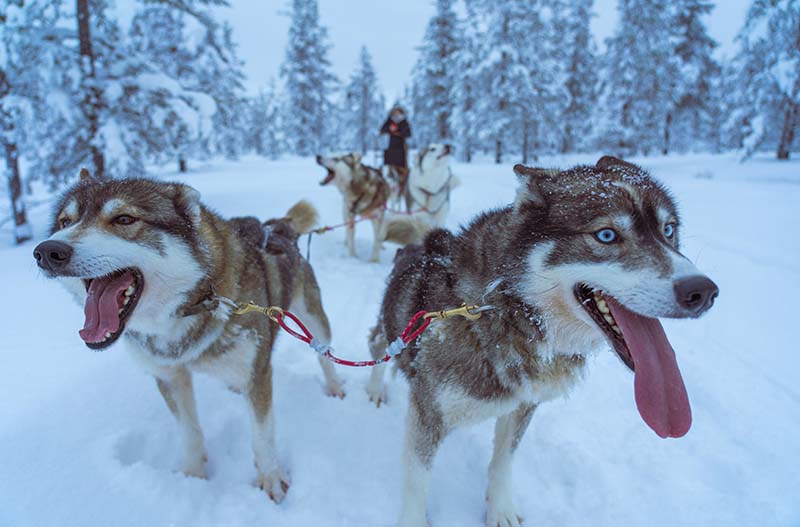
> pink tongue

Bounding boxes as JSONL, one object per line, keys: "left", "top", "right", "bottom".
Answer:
{"left": 607, "top": 298, "right": 692, "bottom": 438}
{"left": 79, "top": 272, "right": 134, "bottom": 344}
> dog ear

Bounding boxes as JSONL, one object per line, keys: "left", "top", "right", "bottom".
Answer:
{"left": 352, "top": 152, "right": 362, "bottom": 165}
{"left": 513, "top": 164, "right": 554, "bottom": 208}
{"left": 596, "top": 155, "right": 638, "bottom": 171}
{"left": 79, "top": 167, "right": 98, "bottom": 183}
{"left": 172, "top": 184, "right": 202, "bottom": 226}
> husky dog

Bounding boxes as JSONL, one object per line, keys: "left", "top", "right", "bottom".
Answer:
{"left": 33, "top": 169, "right": 345, "bottom": 503}
{"left": 408, "top": 143, "right": 459, "bottom": 227}
{"left": 367, "top": 157, "right": 719, "bottom": 527}
{"left": 316, "top": 153, "right": 430, "bottom": 262}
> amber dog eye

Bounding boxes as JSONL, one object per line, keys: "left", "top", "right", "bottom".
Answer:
{"left": 59, "top": 218, "right": 72, "bottom": 229}
{"left": 112, "top": 215, "right": 138, "bottom": 226}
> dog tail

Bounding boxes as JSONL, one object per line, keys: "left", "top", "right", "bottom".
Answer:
{"left": 285, "top": 200, "right": 319, "bottom": 234}
{"left": 383, "top": 216, "right": 433, "bottom": 246}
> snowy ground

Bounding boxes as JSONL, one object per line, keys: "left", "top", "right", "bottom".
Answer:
{"left": 1, "top": 153, "right": 798, "bottom": 527}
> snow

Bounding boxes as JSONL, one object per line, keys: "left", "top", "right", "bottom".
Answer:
{"left": 1, "top": 153, "right": 799, "bottom": 526}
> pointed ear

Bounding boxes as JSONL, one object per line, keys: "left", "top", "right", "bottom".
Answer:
{"left": 172, "top": 184, "right": 202, "bottom": 226}
{"left": 596, "top": 155, "right": 638, "bottom": 171}
{"left": 513, "top": 164, "right": 554, "bottom": 207}
{"left": 79, "top": 167, "right": 96, "bottom": 183}
{"left": 353, "top": 152, "right": 362, "bottom": 164}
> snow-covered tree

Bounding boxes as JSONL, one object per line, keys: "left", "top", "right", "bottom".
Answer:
{"left": 467, "top": 0, "right": 558, "bottom": 163}
{"left": 555, "top": 0, "right": 598, "bottom": 153}
{"left": 599, "top": 0, "right": 678, "bottom": 155}
{"left": 340, "top": 46, "right": 385, "bottom": 154}
{"left": 410, "top": 0, "right": 460, "bottom": 146}
{"left": 732, "top": 0, "right": 799, "bottom": 159}
{"left": 280, "top": 0, "right": 338, "bottom": 155}
{"left": 669, "top": 0, "right": 720, "bottom": 153}
{"left": 246, "top": 80, "right": 284, "bottom": 159}
{"left": 451, "top": 1, "right": 482, "bottom": 162}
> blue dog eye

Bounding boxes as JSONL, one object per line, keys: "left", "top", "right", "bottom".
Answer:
{"left": 664, "top": 223, "right": 675, "bottom": 238}
{"left": 595, "top": 228, "right": 618, "bottom": 243}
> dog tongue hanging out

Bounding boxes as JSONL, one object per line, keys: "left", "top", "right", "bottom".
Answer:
{"left": 367, "top": 156, "right": 718, "bottom": 527}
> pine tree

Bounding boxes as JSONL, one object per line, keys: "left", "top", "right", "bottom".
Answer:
{"left": 280, "top": 0, "right": 337, "bottom": 156}
{"left": 451, "top": 1, "right": 482, "bottom": 162}
{"left": 468, "top": 0, "right": 556, "bottom": 163}
{"left": 556, "top": 0, "right": 598, "bottom": 153}
{"left": 410, "top": 0, "right": 460, "bottom": 146}
{"left": 0, "top": 0, "right": 76, "bottom": 241}
{"left": 246, "top": 80, "right": 284, "bottom": 159}
{"left": 670, "top": 0, "right": 720, "bottom": 153}
{"left": 733, "top": 0, "right": 799, "bottom": 159}
{"left": 600, "top": 0, "right": 678, "bottom": 155}
{"left": 340, "top": 46, "right": 385, "bottom": 154}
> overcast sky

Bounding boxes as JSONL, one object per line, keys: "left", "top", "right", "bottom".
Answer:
{"left": 223, "top": 0, "right": 753, "bottom": 98}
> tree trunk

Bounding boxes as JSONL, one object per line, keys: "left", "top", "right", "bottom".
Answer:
{"left": 663, "top": 112, "right": 672, "bottom": 156}
{"left": 465, "top": 141, "right": 472, "bottom": 163}
{"left": 777, "top": 101, "right": 798, "bottom": 160}
{"left": 495, "top": 138, "right": 502, "bottom": 164}
{"left": 5, "top": 142, "right": 31, "bottom": 244}
{"left": 77, "top": 0, "right": 104, "bottom": 178}
{"left": 178, "top": 156, "right": 187, "bottom": 173}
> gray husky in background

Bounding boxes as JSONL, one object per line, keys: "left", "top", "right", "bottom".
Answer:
{"left": 33, "top": 169, "right": 345, "bottom": 503}
{"left": 367, "top": 156, "right": 719, "bottom": 527}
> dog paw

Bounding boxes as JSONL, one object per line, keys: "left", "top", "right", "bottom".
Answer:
{"left": 325, "top": 382, "right": 346, "bottom": 399}
{"left": 486, "top": 499, "right": 523, "bottom": 527}
{"left": 257, "top": 468, "right": 290, "bottom": 503}
{"left": 181, "top": 454, "right": 208, "bottom": 479}
{"left": 366, "top": 384, "right": 387, "bottom": 407}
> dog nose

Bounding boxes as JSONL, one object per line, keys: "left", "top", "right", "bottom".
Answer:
{"left": 315, "top": 154, "right": 322, "bottom": 163}
{"left": 33, "top": 240, "right": 73, "bottom": 271}
{"left": 674, "top": 276, "right": 719, "bottom": 315}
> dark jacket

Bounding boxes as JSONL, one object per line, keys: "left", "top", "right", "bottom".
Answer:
{"left": 381, "top": 118, "right": 411, "bottom": 168}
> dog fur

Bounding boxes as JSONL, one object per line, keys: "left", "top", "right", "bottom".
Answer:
{"left": 34, "top": 170, "right": 345, "bottom": 503}
{"left": 408, "top": 143, "right": 459, "bottom": 227}
{"left": 366, "top": 157, "right": 719, "bottom": 527}
{"left": 316, "top": 153, "right": 430, "bottom": 262}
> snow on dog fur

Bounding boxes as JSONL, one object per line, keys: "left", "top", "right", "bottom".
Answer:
{"left": 367, "top": 156, "right": 719, "bottom": 527}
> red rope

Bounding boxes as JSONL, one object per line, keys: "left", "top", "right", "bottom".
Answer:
{"left": 271, "top": 308, "right": 431, "bottom": 368}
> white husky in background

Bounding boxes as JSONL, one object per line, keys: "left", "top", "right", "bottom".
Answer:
{"left": 408, "top": 143, "right": 459, "bottom": 227}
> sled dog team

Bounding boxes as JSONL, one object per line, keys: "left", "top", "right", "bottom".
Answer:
{"left": 34, "top": 154, "right": 718, "bottom": 527}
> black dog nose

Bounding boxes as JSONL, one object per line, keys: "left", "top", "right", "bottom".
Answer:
{"left": 33, "top": 240, "right": 73, "bottom": 271}
{"left": 674, "top": 275, "right": 719, "bottom": 315}
{"left": 315, "top": 154, "right": 322, "bottom": 163}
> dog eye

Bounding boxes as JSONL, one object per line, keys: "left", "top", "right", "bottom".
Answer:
{"left": 664, "top": 223, "right": 676, "bottom": 238}
{"left": 59, "top": 218, "right": 72, "bottom": 229}
{"left": 594, "top": 228, "right": 618, "bottom": 244}
{"left": 112, "top": 215, "right": 138, "bottom": 226}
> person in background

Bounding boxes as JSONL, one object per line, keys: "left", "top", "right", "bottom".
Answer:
{"left": 380, "top": 106, "right": 412, "bottom": 209}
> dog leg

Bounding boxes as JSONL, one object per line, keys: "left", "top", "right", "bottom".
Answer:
{"left": 155, "top": 367, "right": 207, "bottom": 479}
{"left": 366, "top": 322, "right": 388, "bottom": 406}
{"left": 398, "top": 399, "right": 445, "bottom": 527}
{"left": 248, "top": 362, "right": 290, "bottom": 503}
{"left": 369, "top": 211, "right": 385, "bottom": 263}
{"left": 485, "top": 403, "right": 536, "bottom": 527}
{"left": 343, "top": 207, "right": 356, "bottom": 257}
{"left": 292, "top": 263, "right": 345, "bottom": 398}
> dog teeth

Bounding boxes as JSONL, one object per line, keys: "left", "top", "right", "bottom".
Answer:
{"left": 104, "top": 331, "right": 112, "bottom": 339}
{"left": 596, "top": 298, "right": 610, "bottom": 314}
{"left": 124, "top": 285, "right": 135, "bottom": 297}
{"left": 612, "top": 325, "right": 622, "bottom": 334}
{"left": 123, "top": 297, "right": 130, "bottom": 306}
{"left": 603, "top": 314, "right": 615, "bottom": 325}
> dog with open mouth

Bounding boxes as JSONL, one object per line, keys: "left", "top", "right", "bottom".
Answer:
{"left": 365, "top": 156, "right": 719, "bottom": 527}
{"left": 316, "top": 153, "right": 431, "bottom": 262}
{"left": 33, "top": 169, "right": 345, "bottom": 503}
